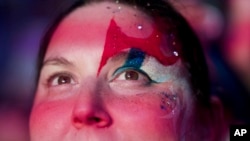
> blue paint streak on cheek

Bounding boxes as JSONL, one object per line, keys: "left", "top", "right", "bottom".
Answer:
{"left": 123, "top": 48, "right": 145, "bottom": 68}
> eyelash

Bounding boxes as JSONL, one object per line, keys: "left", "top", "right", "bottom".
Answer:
{"left": 46, "top": 72, "right": 76, "bottom": 87}
{"left": 44, "top": 66, "right": 154, "bottom": 87}
{"left": 110, "top": 67, "right": 154, "bottom": 84}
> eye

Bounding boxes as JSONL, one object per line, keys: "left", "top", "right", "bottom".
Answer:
{"left": 124, "top": 70, "right": 139, "bottom": 80}
{"left": 111, "top": 67, "right": 152, "bottom": 84}
{"left": 117, "top": 70, "right": 140, "bottom": 80}
{"left": 48, "top": 73, "right": 76, "bottom": 86}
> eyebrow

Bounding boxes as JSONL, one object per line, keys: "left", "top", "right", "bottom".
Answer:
{"left": 42, "top": 57, "right": 73, "bottom": 68}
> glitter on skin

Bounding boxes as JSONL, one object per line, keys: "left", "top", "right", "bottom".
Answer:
{"left": 137, "top": 25, "right": 143, "bottom": 30}
{"left": 159, "top": 92, "right": 178, "bottom": 118}
{"left": 173, "top": 51, "right": 178, "bottom": 56}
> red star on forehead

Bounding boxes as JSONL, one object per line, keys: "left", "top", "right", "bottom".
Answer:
{"left": 97, "top": 18, "right": 179, "bottom": 75}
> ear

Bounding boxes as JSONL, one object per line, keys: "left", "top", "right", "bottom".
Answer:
{"left": 190, "top": 96, "right": 229, "bottom": 141}
{"left": 182, "top": 96, "right": 229, "bottom": 141}
{"left": 208, "top": 95, "right": 229, "bottom": 141}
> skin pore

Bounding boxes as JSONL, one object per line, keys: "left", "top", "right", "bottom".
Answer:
{"left": 30, "top": 1, "right": 195, "bottom": 141}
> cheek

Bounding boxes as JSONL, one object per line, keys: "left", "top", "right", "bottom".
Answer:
{"left": 29, "top": 100, "right": 73, "bottom": 140}
{"left": 106, "top": 91, "right": 180, "bottom": 138}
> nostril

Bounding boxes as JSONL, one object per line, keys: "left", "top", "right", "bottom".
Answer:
{"left": 72, "top": 110, "right": 112, "bottom": 129}
{"left": 73, "top": 115, "right": 101, "bottom": 127}
{"left": 73, "top": 117, "right": 84, "bottom": 129}
{"left": 86, "top": 115, "right": 112, "bottom": 128}
{"left": 88, "top": 117, "right": 101, "bottom": 124}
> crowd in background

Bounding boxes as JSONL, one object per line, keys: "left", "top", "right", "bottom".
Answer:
{"left": 0, "top": 0, "right": 249, "bottom": 140}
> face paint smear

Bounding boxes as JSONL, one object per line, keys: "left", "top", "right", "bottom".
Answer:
{"left": 97, "top": 18, "right": 180, "bottom": 75}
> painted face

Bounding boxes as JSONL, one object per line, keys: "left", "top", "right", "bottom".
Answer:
{"left": 30, "top": 2, "right": 194, "bottom": 141}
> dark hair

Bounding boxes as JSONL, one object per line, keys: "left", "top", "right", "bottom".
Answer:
{"left": 36, "top": 0, "right": 210, "bottom": 106}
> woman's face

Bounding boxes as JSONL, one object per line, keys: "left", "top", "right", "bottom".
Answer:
{"left": 30, "top": 2, "right": 194, "bottom": 141}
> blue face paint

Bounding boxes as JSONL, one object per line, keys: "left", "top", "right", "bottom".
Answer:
{"left": 112, "top": 48, "right": 176, "bottom": 83}
{"left": 112, "top": 48, "right": 150, "bottom": 81}
{"left": 123, "top": 48, "right": 145, "bottom": 69}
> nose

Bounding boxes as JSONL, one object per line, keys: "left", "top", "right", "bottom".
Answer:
{"left": 72, "top": 106, "right": 112, "bottom": 129}
{"left": 71, "top": 88, "right": 112, "bottom": 129}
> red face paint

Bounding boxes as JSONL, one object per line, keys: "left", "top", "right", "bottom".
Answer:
{"left": 97, "top": 19, "right": 180, "bottom": 75}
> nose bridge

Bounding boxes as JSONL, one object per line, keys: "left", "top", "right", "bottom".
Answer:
{"left": 74, "top": 79, "right": 102, "bottom": 112}
{"left": 71, "top": 78, "right": 112, "bottom": 129}
{"left": 77, "top": 77, "right": 99, "bottom": 101}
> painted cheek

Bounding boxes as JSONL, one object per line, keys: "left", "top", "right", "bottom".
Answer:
{"left": 97, "top": 19, "right": 180, "bottom": 75}
{"left": 107, "top": 90, "right": 179, "bottom": 119}
{"left": 105, "top": 91, "right": 179, "bottom": 138}
{"left": 159, "top": 92, "right": 179, "bottom": 118}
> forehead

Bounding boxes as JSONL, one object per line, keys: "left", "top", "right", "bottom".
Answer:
{"left": 49, "top": 2, "right": 154, "bottom": 46}
{"left": 46, "top": 1, "right": 179, "bottom": 68}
